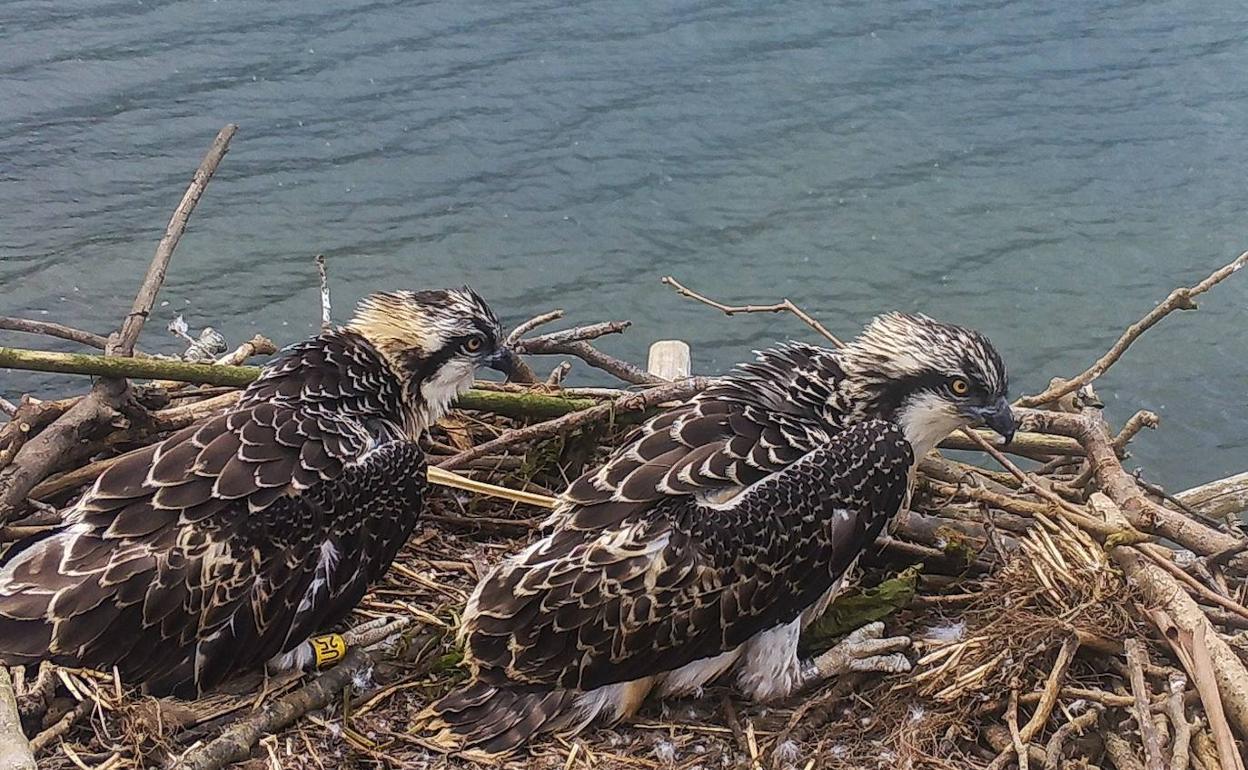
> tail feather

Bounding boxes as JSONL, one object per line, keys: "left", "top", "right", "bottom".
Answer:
{"left": 417, "top": 681, "right": 577, "bottom": 759}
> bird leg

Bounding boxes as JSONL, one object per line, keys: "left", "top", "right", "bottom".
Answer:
{"left": 800, "top": 621, "right": 911, "bottom": 686}
{"left": 267, "top": 615, "right": 413, "bottom": 674}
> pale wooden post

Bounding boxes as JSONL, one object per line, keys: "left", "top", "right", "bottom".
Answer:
{"left": 647, "top": 340, "right": 691, "bottom": 380}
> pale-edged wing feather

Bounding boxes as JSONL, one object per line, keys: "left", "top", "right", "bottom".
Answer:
{"left": 0, "top": 330, "right": 426, "bottom": 696}
{"left": 553, "top": 342, "right": 847, "bottom": 532}
{"left": 464, "top": 418, "right": 912, "bottom": 692}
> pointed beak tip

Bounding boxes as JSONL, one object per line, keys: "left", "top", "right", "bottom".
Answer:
{"left": 988, "top": 400, "right": 1017, "bottom": 445}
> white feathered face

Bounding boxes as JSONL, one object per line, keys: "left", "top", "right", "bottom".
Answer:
{"left": 348, "top": 287, "right": 518, "bottom": 416}
{"left": 841, "top": 312, "right": 1014, "bottom": 456}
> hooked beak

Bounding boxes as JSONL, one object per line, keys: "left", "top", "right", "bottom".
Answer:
{"left": 972, "top": 396, "right": 1017, "bottom": 444}
{"left": 485, "top": 347, "right": 521, "bottom": 379}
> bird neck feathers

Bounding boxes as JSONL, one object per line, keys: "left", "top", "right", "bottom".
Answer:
{"left": 890, "top": 390, "right": 968, "bottom": 459}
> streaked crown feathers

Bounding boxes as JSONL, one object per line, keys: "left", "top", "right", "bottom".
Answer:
{"left": 347, "top": 287, "right": 502, "bottom": 361}
{"left": 841, "top": 312, "right": 1008, "bottom": 396}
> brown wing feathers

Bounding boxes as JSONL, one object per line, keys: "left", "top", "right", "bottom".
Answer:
{"left": 0, "top": 329, "right": 427, "bottom": 696}
{"left": 422, "top": 415, "right": 913, "bottom": 756}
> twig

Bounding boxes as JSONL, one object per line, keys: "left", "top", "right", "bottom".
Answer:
{"left": 1113, "top": 410, "right": 1160, "bottom": 452}
{"left": 545, "top": 361, "right": 572, "bottom": 386}
{"left": 662, "top": 275, "right": 844, "bottom": 346}
{"left": 505, "top": 310, "right": 566, "bottom": 345}
{"left": 427, "top": 466, "right": 555, "bottom": 509}
{"left": 513, "top": 321, "right": 661, "bottom": 385}
{"left": 0, "top": 668, "right": 35, "bottom": 770}
{"left": 1042, "top": 706, "right": 1101, "bottom": 770}
{"left": 29, "top": 698, "right": 93, "bottom": 754}
{"left": 1127, "top": 638, "right": 1167, "bottom": 770}
{"left": 172, "top": 648, "right": 374, "bottom": 770}
{"left": 1168, "top": 676, "right": 1193, "bottom": 770}
{"left": 1021, "top": 636, "right": 1080, "bottom": 742}
{"left": 314, "top": 255, "right": 331, "bottom": 331}
{"left": 523, "top": 340, "right": 661, "bottom": 385}
{"left": 438, "top": 378, "right": 711, "bottom": 470}
{"left": 957, "top": 429, "right": 1121, "bottom": 538}
{"left": 1138, "top": 544, "right": 1248, "bottom": 624}
{"left": 0, "top": 317, "right": 110, "bottom": 350}
{"left": 1017, "top": 251, "right": 1248, "bottom": 407}
{"left": 986, "top": 637, "right": 1079, "bottom": 770}
{"left": 1007, "top": 688, "right": 1029, "bottom": 770}
{"left": 517, "top": 320, "right": 632, "bottom": 348}
{"left": 113, "top": 124, "right": 238, "bottom": 357}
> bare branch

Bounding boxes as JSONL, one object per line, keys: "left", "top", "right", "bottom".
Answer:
{"left": 1127, "top": 638, "right": 1168, "bottom": 770}
{"left": 1017, "top": 251, "right": 1248, "bottom": 407}
{"left": 506, "top": 310, "right": 565, "bottom": 345}
{"left": 518, "top": 320, "right": 632, "bottom": 348}
{"left": 0, "top": 317, "right": 110, "bottom": 350}
{"left": 662, "top": 275, "right": 844, "bottom": 346}
{"left": 439, "top": 378, "right": 712, "bottom": 471}
{"left": 113, "top": 123, "right": 239, "bottom": 357}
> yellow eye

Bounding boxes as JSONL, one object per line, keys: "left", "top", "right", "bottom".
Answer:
{"left": 464, "top": 336, "right": 483, "bottom": 353}
{"left": 950, "top": 378, "right": 970, "bottom": 395}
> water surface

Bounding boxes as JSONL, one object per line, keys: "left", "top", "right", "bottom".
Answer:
{"left": 2, "top": 0, "right": 1246, "bottom": 489}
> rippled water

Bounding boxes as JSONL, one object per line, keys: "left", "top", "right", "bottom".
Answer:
{"left": 1, "top": 0, "right": 1246, "bottom": 488}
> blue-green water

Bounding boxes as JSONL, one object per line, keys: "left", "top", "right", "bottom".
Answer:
{"left": 1, "top": 0, "right": 1246, "bottom": 489}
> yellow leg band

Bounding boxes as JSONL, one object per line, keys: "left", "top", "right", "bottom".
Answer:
{"left": 310, "top": 633, "right": 347, "bottom": 668}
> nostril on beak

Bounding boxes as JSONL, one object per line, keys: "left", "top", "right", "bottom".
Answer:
{"left": 983, "top": 397, "right": 1016, "bottom": 444}
{"left": 486, "top": 348, "right": 521, "bottom": 379}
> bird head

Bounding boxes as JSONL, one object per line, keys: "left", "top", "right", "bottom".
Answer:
{"left": 346, "top": 287, "right": 518, "bottom": 425}
{"left": 839, "top": 312, "right": 1014, "bottom": 457}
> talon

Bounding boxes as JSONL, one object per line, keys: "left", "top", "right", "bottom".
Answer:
{"left": 843, "top": 621, "right": 885, "bottom": 643}
{"left": 343, "top": 616, "right": 412, "bottom": 649}
{"left": 810, "top": 626, "right": 913, "bottom": 679}
{"left": 848, "top": 652, "right": 912, "bottom": 674}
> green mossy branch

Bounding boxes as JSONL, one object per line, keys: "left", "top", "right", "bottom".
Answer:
{"left": 0, "top": 346, "right": 599, "bottom": 420}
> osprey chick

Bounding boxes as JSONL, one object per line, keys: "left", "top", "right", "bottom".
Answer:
{"left": 418, "top": 312, "right": 1014, "bottom": 759}
{"left": 0, "top": 287, "right": 515, "bottom": 696}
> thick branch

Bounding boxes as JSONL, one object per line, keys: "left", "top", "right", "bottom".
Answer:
{"left": 1175, "top": 471, "right": 1248, "bottom": 522}
{"left": 1127, "top": 638, "right": 1167, "bottom": 770}
{"left": 0, "top": 348, "right": 599, "bottom": 420}
{"left": 1114, "top": 547, "right": 1248, "bottom": 741}
{"left": 0, "top": 346, "right": 262, "bottom": 386}
{"left": 0, "top": 385, "right": 124, "bottom": 522}
{"left": 0, "top": 668, "right": 35, "bottom": 770}
{"left": 172, "top": 648, "right": 373, "bottom": 770}
{"left": 1020, "top": 408, "right": 1245, "bottom": 559}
